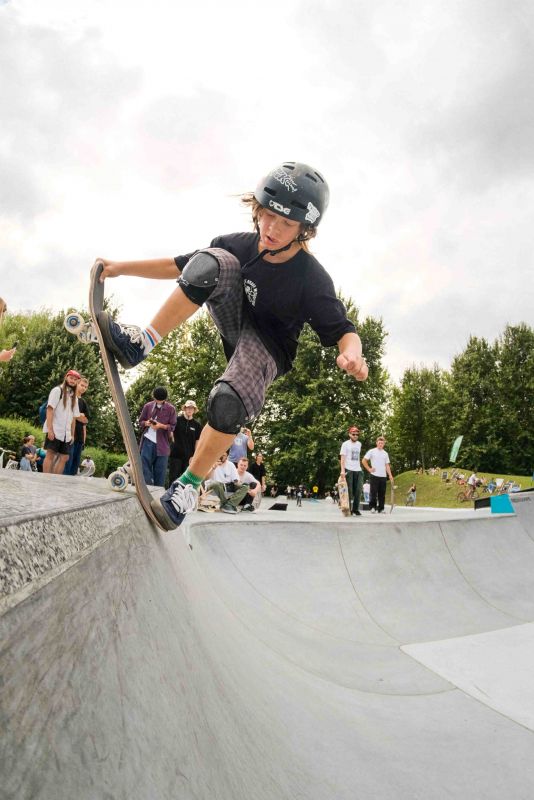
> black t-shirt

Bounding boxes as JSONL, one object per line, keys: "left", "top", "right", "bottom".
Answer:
{"left": 171, "top": 415, "right": 202, "bottom": 458}
{"left": 174, "top": 232, "right": 356, "bottom": 374}
{"left": 249, "top": 461, "right": 266, "bottom": 483}
{"left": 74, "top": 397, "right": 89, "bottom": 444}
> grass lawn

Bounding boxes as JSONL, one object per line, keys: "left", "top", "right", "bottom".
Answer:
{"left": 390, "top": 469, "right": 532, "bottom": 509}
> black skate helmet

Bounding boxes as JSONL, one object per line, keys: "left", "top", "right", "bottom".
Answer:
{"left": 254, "top": 162, "right": 329, "bottom": 228}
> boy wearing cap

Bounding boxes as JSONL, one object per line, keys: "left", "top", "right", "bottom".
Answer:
{"left": 168, "top": 399, "right": 202, "bottom": 486}
{"left": 340, "top": 426, "right": 364, "bottom": 516}
{"left": 42, "top": 370, "right": 81, "bottom": 474}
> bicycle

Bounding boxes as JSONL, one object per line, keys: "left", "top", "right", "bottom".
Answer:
{"left": 0, "top": 447, "right": 19, "bottom": 470}
{"left": 457, "top": 487, "right": 479, "bottom": 503}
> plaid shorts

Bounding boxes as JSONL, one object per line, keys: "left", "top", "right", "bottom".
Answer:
{"left": 204, "top": 248, "right": 278, "bottom": 422}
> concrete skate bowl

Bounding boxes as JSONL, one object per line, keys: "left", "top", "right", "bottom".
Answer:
{"left": 2, "top": 491, "right": 534, "bottom": 799}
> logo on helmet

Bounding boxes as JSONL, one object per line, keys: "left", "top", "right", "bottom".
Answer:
{"left": 269, "top": 200, "right": 291, "bottom": 216}
{"left": 272, "top": 168, "right": 298, "bottom": 193}
{"left": 305, "top": 202, "right": 320, "bottom": 224}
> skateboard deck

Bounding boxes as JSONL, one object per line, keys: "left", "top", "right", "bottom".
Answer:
{"left": 88, "top": 261, "right": 175, "bottom": 531}
{"left": 338, "top": 476, "right": 351, "bottom": 517}
{"left": 390, "top": 483, "right": 395, "bottom": 514}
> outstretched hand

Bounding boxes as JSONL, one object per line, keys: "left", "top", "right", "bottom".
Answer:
{"left": 0, "top": 348, "right": 16, "bottom": 362}
{"left": 337, "top": 351, "right": 368, "bottom": 381}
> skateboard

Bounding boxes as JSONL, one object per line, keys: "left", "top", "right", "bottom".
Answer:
{"left": 337, "top": 476, "right": 351, "bottom": 517}
{"left": 198, "top": 493, "right": 221, "bottom": 513}
{"left": 390, "top": 483, "right": 395, "bottom": 514}
{"left": 64, "top": 262, "right": 175, "bottom": 531}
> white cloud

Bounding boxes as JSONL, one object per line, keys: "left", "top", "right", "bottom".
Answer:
{"left": 1, "top": 0, "right": 533, "bottom": 383}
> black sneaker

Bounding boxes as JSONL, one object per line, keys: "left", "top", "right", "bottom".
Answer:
{"left": 98, "top": 312, "right": 149, "bottom": 369}
{"left": 155, "top": 480, "right": 198, "bottom": 527}
{"left": 241, "top": 503, "right": 255, "bottom": 512}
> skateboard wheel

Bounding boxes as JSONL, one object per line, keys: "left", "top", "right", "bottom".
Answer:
{"left": 64, "top": 312, "right": 84, "bottom": 335}
{"left": 109, "top": 470, "right": 128, "bottom": 492}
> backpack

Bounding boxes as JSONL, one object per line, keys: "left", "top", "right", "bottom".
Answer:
{"left": 39, "top": 387, "right": 63, "bottom": 425}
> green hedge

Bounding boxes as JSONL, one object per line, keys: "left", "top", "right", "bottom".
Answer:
{"left": 0, "top": 417, "right": 127, "bottom": 477}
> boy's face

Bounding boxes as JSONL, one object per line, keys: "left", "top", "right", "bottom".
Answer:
{"left": 258, "top": 209, "right": 301, "bottom": 252}
{"left": 237, "top": 458, "right": 248, "bottom": 472}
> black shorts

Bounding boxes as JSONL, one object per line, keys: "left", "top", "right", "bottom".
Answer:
{"left": 44, "top": 437, "right": 72, "bottom": 456}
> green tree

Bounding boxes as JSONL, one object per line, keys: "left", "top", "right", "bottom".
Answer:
{"left": 386, "top": 365, "right": 450, "bottom": 472}
{"left": 253, "top": 297, "right": 389, "bottom": 492}
{"left": 0, "top": 309, "right": 116, "bottom": 447}
{"left": 447, "top": 335, "right": 501, "bottom": 471}
{"left": 494, "top": 323, "right": 534, "bottom": 474}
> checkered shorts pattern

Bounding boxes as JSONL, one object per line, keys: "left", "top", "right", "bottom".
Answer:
{"left": 205, "top": 248, "right": 278, "bottom": 422}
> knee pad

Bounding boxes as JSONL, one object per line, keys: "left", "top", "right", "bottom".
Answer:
{"left": 178, "top": 250, "right": 220, "bottom": 306}
{"left": 207, "top": 382, "right": 248, "bottom": 434}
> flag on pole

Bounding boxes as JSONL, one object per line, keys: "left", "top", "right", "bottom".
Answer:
{"left": 449, "top": 435, "right": 463, "bottom": 463}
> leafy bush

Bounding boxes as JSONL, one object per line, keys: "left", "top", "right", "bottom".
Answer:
{"left": 0, "top": 418, "right": 126, "bottom": 476}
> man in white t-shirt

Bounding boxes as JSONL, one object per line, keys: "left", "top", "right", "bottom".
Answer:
{"left": 205, "top": 454, "right": 259, "bottom": 514}
{"left": 340, "top": 425, "right": 364, "bottom": 516}
{"left": 362, "top": 436, "right": 394, "bottom": 513}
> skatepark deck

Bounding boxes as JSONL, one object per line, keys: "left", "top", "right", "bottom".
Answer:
{"left": 1, "top": 471, "right": 534, "bottom": 799}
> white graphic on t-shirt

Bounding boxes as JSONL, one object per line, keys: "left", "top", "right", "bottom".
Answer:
{"left": 244, "top": 279, "right": 258, "bottom": 307}
{"left": 272, "top": 168, "right": 298, "bottom": 193}
{"left": 305, "top": 202, "right": 320, "bottom": 224}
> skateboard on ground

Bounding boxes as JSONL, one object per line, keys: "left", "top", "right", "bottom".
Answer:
{"left": 64, "top": 261, "right": 175, "bottom": 531}
{"left": 198, "top": 489, "right": 221, "bottom": 513}
{"left": 337, "top": 476, "right": 351, "bottom": 517}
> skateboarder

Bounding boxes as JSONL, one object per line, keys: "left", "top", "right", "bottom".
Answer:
{"left": 95, "top": 162, "right": 368, "bottom": 527}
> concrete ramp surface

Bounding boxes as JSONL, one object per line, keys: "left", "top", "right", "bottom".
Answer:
{"left": 1, "top": 475, "right": 534, "bottom": 799}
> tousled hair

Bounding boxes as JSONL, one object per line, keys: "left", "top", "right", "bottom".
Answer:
{"left": 240, "top": 194, "right": 316, "bottom": 252}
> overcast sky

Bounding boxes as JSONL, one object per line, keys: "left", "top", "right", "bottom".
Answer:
{"left": 1, "top": 0, "right": 533, "bottom": 381}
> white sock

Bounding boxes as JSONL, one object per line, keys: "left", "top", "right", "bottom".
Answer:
{"left": 142, "top": 324, "right": 162, "bottom": 355}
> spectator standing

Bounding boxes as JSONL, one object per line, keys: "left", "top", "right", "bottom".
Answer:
{"left": 229, "top": 427, "right": 254, "bottom": 467}
{"left": 64, "top": 376, "right": 90, "bottom": 475}
{"left": 340, "top": 425, "right": 364, "bottom": 516}
{"left": 42, "top": 370, "right": 81, "bottom": 474}
{"left": 362, "top": 436, "right": 394, "bottom": 514}
{"left": 168, "top": 399, "right": 202, "bottom": 485}
{"left": 138, "top": 387, "right": 177, "bottom": 487}
{"left": 20, "top": 435, "right": 37, "bottom": 471}
{"left": 406, "top": 483, "right": 417, "bottom": 506}
{"left": 249, "top": 452, "right": 267, "bottom": 495}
